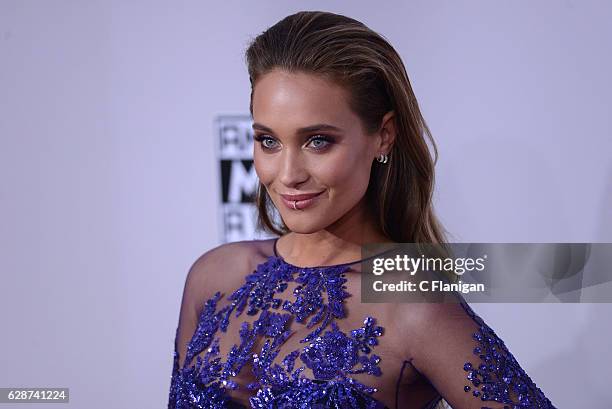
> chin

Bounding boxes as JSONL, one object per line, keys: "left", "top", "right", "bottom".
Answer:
{"left": 282, "top": 215, "right": 329, "bottom": 234}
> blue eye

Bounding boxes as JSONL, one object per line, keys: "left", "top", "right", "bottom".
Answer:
{"left": 253, "top": 134, "right": 335, "bottom": 151}
{"left": 308, "top": 136, "right": 332, "bottom": 150}
{"left": 254, "top": 135, "right": 278, "bottom": 150}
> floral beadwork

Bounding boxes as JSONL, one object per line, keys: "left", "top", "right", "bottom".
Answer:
{"left": 460, "top": 301, "right": 555, "bottom": 408}
{"left": 168, "top": 255, "right": 387, "bottom": 409}
{"left": 169, "top": 252, "right": 555, "bottom": 409}
{"left": 300, "top": 320, "right": 383, "bottom": 381}
{"left": 249, "top": 318, "right": 385, "bottom": 408}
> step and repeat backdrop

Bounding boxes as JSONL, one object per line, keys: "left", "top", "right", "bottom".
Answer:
{"left": 215, "top": 115, "right": 277, "bottom": 242}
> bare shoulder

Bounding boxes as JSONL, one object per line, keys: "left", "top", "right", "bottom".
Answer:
{"left": 189, "top": 240, "right": 258, "bottom": 273}
{"left": 392, "top": 299, "right": 472, "bottom": 356}
{"left": 183, "top": 238, "right": 275, "bottom": 299}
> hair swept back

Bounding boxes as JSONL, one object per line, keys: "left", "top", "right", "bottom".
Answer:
{"left": 245, "top": 10, "right": 448, "bottom": 245}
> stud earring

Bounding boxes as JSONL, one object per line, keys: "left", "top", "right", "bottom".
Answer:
{"left": 376, "top": 153, "right": 389, "bottom": 164}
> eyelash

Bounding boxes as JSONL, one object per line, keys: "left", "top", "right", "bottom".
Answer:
{"left": 253, "top": 134, "right": 334, "bottom": 151}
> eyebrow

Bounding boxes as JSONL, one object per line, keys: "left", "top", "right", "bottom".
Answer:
{"left": 252, "top": 123, "right": 343, "bottom": 134}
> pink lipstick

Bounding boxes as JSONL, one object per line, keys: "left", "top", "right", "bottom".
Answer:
{"left": 280, "top": 191, "right": 324, "bottom": 210}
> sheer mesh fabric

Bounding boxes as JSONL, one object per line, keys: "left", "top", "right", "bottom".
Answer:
{"left": 168, "top": 238, "right": 555, "bottom": 409}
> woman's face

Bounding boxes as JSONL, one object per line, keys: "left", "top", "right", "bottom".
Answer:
{"left": 252, "top": 69, "right": 383, "bottom": 234}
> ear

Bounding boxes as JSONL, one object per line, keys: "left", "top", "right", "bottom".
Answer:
{"left": 378, "top": 110, "right": 396, "bottom": 155}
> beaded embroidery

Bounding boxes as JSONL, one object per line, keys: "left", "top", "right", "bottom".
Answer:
{"left": 459, "top": 302, "right": 555, "bottom": 409}
{"left": 168, "top": 252, "right": 556, "bottom": 409}
{"left": 169, "top": 255, "right": 386, "bottom": 409}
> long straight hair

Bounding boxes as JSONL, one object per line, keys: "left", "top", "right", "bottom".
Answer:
{"left": 245, "top": 11, "right": 448, "bottom": 245}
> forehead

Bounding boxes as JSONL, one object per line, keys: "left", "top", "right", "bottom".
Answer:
{"left": 252, "top": 70, "right": 357, "bottom": 132}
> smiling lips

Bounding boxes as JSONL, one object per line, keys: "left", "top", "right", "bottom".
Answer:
{"left": 279, "top": 191, "right": 324, "bottom": 210}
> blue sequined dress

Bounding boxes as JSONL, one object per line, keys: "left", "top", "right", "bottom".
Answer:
{"left": 168, "top": 238, "right": 555, "bottom": 409}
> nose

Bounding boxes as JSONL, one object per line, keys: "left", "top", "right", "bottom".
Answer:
{"left": 277, "top": 148, "right": 309, "bottom": 187}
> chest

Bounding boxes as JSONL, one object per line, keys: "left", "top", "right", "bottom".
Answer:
{"left": 182, "top": 257, "right": 414, "bottom": 408}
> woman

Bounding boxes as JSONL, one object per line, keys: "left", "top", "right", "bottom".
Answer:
{"left": 168, "top": 11, "right": 555, "bottom": 409}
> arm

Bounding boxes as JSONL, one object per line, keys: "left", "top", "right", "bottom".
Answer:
{"left": 167, "top": 241, "right": 251, "bottom": 408}
{"left": 401, "top": 297, "right": 556, "bottom": 409}
{"left": 168, "top": 248, "right": 215, "bottom": 408}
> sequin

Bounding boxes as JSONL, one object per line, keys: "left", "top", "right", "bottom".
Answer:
{"left": 168, "top": 254, "right": 555, "bottom": 409}
{"left": 168, "top": 256, "right": 386, "bottom": 408}
{"left": 460, "top": 301, "right": 555, "bottom": 408}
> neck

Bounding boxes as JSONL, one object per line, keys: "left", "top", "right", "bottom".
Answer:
{"left": 277, "top": 198, "right": 392, "bottom": 267}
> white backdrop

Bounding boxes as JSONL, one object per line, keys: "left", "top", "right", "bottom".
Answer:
{"left": 1, "top": 1, "right": 611, "bottom": 407}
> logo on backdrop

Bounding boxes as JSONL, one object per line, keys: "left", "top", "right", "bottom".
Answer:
{"left": 215, "top": 115, "right": 275, "bottom": 243}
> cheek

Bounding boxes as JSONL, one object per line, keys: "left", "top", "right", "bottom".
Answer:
{"left": 253, "top": 151, "right": 275, "bottom": 185}
{"left": 312, "top": 149, "right": 372, "bottom": 193}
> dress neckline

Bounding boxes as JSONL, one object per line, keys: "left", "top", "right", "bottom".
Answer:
{"left": 272, "top": 237, "right": 397, "bottom": 269}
